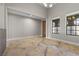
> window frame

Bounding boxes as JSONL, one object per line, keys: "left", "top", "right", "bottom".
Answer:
{"left": 66, "top": 15, "right": 79, "bottom": 36}
{"left": 52, "top": 17, "right": 60, "bottom": 34}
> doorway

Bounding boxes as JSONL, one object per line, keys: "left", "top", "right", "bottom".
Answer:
{"left": 41, "top": 21, "right": 46, "bottom": 37}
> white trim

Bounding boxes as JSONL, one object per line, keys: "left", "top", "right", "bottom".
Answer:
{"left": 52, "top": 16, "right": 60, "bottom": 20}
{"left": 66, "top": 10, "right": 79, "bottom": 16}
{"left": 7, "top": 7, "right": 31, "bottom": 17}
{"left": 47, "top": 37, "right": 79, "bottom": 46}
{"left": 40, "top": 20, "right": 43, "bottom": 37}
{"left": 7, "top": 35, "right": 42, "bottom": 42}
{"left": 45, "top": 19, "right": 46, "bottom": 37}
{"left": 46, "top": 18, "right": 48, "bottom": 37}
{"left": 5, "top": 7, "right": 8, "bottom": 46}
{"left": 7, "top": 7, "right": 45, "bottom": 20}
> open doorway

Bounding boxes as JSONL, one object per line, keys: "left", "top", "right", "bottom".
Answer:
{"left": 41, "top": 21, "right": 46, "bottom": 37}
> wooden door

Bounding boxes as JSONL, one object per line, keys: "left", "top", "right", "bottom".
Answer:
{"left": 42, "top": 21, "right": 46, "bottom": 37}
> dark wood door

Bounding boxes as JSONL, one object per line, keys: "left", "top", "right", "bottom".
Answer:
{"left": 42, "top": 21, "right": 46, "bottom": 37}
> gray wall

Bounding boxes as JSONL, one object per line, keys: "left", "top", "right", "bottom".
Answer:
{"left": 0, "top": 4, "right": 6, "bottom": 55}
{"left": 8, "top": 13, "right": 41, "bottom": 40}
{"left": 47, "top": 3, "right": 79, "bottom": 44}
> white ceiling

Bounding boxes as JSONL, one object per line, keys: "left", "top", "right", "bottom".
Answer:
{"left": 5, "top": 3, "right": 55, "bottom": 20}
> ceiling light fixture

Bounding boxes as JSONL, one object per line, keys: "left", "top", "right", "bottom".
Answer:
{"left": 43, "top": 3, "right": 55, "bottom": 8}
{"left": 43, "top": 3, "right": 48, "bottom": 7}
{"left": 49, "top": 4, "right": 53, "bottom": 7}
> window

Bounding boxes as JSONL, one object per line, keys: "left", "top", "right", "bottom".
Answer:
{"left": 66, "top": 14, "right": 79, "bottom": 36}
{"left": 52, "top": 18, "right": 60, "bottom": 34}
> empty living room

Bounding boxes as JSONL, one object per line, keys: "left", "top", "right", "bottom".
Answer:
{"left": 1, "top": 0, "right": 79, "bottom": 58}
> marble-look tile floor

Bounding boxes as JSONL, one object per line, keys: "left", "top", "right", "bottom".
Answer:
{"left": 3, "top": 37, "right": 79, "bottom": 56}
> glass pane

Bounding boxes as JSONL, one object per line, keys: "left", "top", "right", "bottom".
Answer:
{"left": 74, "top": 20, "right": 76, "bottom": 25}
{"left": 77, "top": 21, "right": 79, "bottom": 25}
{"left": 67, "top": 26, "right": 71, "bottom": 30}
{"left": 53, "top": 29, "right": 56, "bottom": 33}
{"left": 52, "top": 27, "right": 58, "bottom": 33}
{"left": 52, "top": 30, "right": 55, "bottom": 33}
{"left": 72, "top": 26, "right": 75, "bottom": 31}
{"left": 76, "top": 26, "right": 79, "bottom": 30}
{"left": 76, "top": 31, "right": 79, "bottom": 35}
{"left": 52, "top": 27, "right": 56, "bottom": 30}
{"left": 52, "top": 27, "right": 55, "bottom": 33}
{"left": 71, "top": 31, "right": 75, "bottom": 35}
{"left": 67, "top": 30, "right": 70, "bottom": 34}
{"left": 75, "top": 18, "right": 79, "bottom": 25}
{"left": 52, "top": 22, "right": 55, "bottom": 27}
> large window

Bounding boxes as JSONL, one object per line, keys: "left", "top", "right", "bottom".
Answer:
{"left": 52, "top": 18, "right": 60, "bottom": 34}
{"left": 66, "top": 14, "right": 79, "bottom": 36}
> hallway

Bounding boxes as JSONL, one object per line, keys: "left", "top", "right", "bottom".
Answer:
{"left": 3, "top": 37, "right": 79, "bottom": 56}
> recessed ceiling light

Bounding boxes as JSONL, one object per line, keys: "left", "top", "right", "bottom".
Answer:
{"left": 43, "top": 3, "right": 47, "bottom": 7}
{"left": 43, "top": 3, "right": 56, "bottom": 8}
{"left": 49, "top": 4, "right": 53, "bottom": 7}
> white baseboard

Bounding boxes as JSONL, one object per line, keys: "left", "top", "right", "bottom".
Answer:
{"left": 7, "top": 35, "right": 42, "bottom": 42}
{"left": 47, "top": 37, "right": 79, "bottom": 46}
